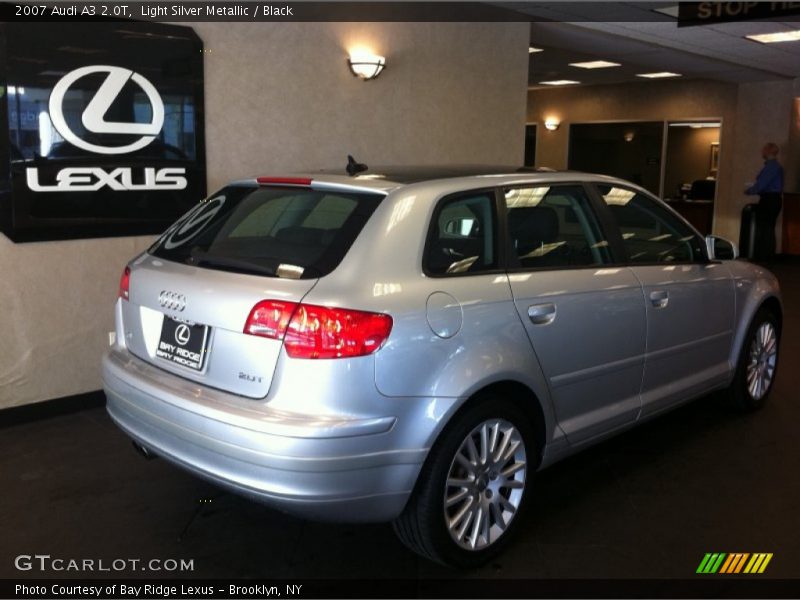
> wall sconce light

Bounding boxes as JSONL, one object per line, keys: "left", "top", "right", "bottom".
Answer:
{"left": 623, "top": 131, "right": 635, "bottom": 142}
{"left": 348, "top": 51, "right": 386, "bottom": 81}
{"left": 544, "top": 117, "right": 560, "bottom": 131}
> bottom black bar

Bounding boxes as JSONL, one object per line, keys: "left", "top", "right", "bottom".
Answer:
{"left": 2, "top": 579, "right": 800, "bottom": 599}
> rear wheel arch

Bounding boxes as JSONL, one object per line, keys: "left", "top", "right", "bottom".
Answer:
{"left": 468, "top": 380, "right": 547, "bottom": 460}
{"left": 422, "top": 379, "right": 548, "bottom": 479}
{"left": 395, "top": 381, "right": 545, "bottom": 566}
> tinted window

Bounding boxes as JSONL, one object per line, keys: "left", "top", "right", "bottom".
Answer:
{"left": 425, "top": 193, "right": 497, "bottom": 275}
{"left": 504, "top": 184, "right": 611, "bottom": 269}
{"left": 596, "top": 185, "right": 705, "bottom": 264}
{"left": 150, "top": 186, "right": 382, "bottom": 279}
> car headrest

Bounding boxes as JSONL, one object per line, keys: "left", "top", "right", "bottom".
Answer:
{"left": 508, "top": 206, "right": 559, "bottom": 244}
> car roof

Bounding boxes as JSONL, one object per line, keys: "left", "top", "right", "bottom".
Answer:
{"left": 314, "top": 164, "right": 550, "bottom": 184}
{"left": 235, "top": 165, "right": 642, "bottom": 195}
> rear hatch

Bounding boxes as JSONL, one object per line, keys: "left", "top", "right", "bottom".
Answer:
{"left": 119, "top": 181, "right": 384, "bottom": 398}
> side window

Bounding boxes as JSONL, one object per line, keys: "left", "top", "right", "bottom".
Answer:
{"left": 596, "top": 185, "right": 705, "bottom": 264}
{"left": 425, "top": 193, "right": 497, "bottom": 275}
{"left": 504, "top": 184, "right": 611, "bottom": 269}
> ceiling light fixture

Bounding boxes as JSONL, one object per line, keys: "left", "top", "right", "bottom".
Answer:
{"left": 636, "top": 72, "right": 681, "bottom": 79}
{"left": 347, "top": 51, "right": 386, "bottom": 81}
{"left": 528, "top": 46, "right": 544, "bottom": 53}
{"left": 544, "top": 117, "right": 560, "bottom": 131}
{"left": 539, "top": 80, "right": 580, "bottom": 86}
{"left": 745, "top": 30, "right": 800, "bottom": 44}
{"left": 569, "top": 60, "right": 621, "bottom": 69}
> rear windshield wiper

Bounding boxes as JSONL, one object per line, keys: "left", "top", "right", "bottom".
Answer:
{"left": 188, "top": 251, "right": 277, "bottom": 277}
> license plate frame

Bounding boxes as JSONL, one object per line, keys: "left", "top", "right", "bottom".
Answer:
{"left": 156, "top": 317, "right": 209, "bottom": 372}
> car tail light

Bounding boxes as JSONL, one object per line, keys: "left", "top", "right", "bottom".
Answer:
{"left": 244, "top": 300, "right": 392, "bottom": 359}
{"left": 244, "top": 300, "right": 297, "bottom": 339}
{"left": 118, "top": 266, "right": 131, "bottom": 301}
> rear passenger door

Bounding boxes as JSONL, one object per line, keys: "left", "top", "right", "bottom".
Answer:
{"left": 593, "top": 184, "right": 735, "bottom": 416}
{"left": 503, "top": 184, "right": 647, "bottom": 445}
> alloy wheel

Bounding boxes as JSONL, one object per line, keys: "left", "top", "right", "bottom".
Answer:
{"left": 746, "top": 321, "right": 778, "bottom": 401}
{"left": 443, "top": 418, "right": 527, "bottom": 551}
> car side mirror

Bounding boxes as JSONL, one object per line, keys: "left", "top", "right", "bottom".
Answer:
{"left": 705, "top": 235, "right": 738, "bottom": 261}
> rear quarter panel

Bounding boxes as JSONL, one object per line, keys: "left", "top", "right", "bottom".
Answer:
{"left": 303, "top": 183, "right": 561, "bottom": 453}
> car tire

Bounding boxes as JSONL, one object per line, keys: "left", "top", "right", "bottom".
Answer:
{"left": 728, "top": 307, "right": 780, "bottom": 411}
{"left": 392, "top": 397, "right": 537, "bottom": 568}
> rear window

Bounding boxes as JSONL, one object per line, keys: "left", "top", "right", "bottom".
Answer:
{"left": 149, "top": 185, "right": 383, "bottom": 279}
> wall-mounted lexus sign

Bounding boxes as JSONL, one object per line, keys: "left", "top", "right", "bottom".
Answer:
{"left": 0, "top": 22, "right": 206, "bottom": 242}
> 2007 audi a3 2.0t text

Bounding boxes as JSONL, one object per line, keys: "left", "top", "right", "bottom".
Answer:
{"left": 103, "top": 164, "right": 781, "bottom": 567}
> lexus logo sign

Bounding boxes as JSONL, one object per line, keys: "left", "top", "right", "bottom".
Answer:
{"left": 174, "top": 324, "right": 191, "bottom": 346}
{"left": 2, "top": 21, "right": 206, "bottom": 242}
{"left": 48, "top": 65, "right": 165, "bottom": 155}
{"left": 26, "top": 64, "right": 188, "bottom": 194}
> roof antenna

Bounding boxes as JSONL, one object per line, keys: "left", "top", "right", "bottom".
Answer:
{"left": 346, "top": 155, "right": 368, "bottom": 177}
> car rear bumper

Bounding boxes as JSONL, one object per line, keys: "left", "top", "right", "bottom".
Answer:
{"left": 102, "top": 348, "right": 445, "bottom": 522}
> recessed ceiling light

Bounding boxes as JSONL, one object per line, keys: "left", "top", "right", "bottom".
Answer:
{"left": 529, "top": 47, "right": 544, "bottom": 53}
{"left": 636, "top": 72, "right": 682, "bottom": 79}
{"left": 539, "top": 80, "right": 580, "bottom": 86}
{"left": 569, "top": 60, "right": 621, "bottom": 69}
{"left": 746, "top": 30, "right": 800, "bottom": 44}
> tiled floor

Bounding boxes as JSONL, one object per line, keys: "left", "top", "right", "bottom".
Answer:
{"left": 1, "top": 264, "right": 798, "bottom": 580}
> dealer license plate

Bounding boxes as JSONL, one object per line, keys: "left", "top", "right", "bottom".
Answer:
{"left": 156, "top": 318, "right": 209, "bottom": 371}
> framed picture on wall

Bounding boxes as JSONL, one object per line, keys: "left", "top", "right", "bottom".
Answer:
{"left": 710, "top": 142, "right": 720, "bottom": 175}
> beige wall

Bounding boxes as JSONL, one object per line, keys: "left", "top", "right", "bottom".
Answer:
{"left": 527, "top": 78, "right": 799, "bottom": 243}
{"left": 194, "top": 22, "right": 530, "bottom": 191}
{"left": 1, "top": 21, "right": 530, "bottom": 408}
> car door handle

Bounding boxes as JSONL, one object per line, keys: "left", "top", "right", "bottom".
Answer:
{"left": 528, "top": 303, "right": 557, "bottom": 325}
{"left": 650, "top": 290, "right": 669, "bottom": 309}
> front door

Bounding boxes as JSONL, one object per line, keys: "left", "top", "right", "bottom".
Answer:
{"left": 593, "top": 184, "right": 735, "bottom": 415}
{"left": 502, "top": 184, "right": 647, "bottom": 445}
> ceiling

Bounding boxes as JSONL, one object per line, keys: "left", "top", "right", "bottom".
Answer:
{"left": 503, "top": 2, "right": 800, "bottom": 89}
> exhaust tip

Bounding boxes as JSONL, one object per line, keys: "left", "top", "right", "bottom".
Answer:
{"left": 132, "top": 440, "right": 158, "bottom": 460}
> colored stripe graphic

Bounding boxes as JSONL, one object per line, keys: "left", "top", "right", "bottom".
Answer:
{"left": 719, "top": 553, "right": 749, "bottom": 573}
{"left": 699, "top": 552, "right": 773, "bottom": 574}
{"left": 743, "top": 553, "right": 773, "bottom": 574}
{"left": 697, "top": 553, "right": 727, "bottom": 573}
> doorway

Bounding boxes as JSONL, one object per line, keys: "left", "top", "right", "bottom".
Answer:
{"left": 524, "top": 124, "right": 537, "bottom": 166}
{"left": 567, "top": 122, "right": 664, "bottom": 195}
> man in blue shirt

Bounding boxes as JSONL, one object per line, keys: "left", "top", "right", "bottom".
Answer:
{"left": 746, "top": 142, "right": 784, "bottom": 261}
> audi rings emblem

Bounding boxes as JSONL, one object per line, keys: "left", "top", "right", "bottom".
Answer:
{"left": 159, "top": 291, "right": 186, "bottom": 312}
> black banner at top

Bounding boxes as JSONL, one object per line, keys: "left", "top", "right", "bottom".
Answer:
{"left": 3, "top": 2, "right": 534, "bottom": 23}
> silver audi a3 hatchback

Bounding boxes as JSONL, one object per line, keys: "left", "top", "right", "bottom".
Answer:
{"left": 104, "top": 165, "right": 782, "bottom": 567}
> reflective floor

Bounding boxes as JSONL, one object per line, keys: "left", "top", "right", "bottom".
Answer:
{"left": 1, "top": 263, "right": 798, "bottom": 580}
